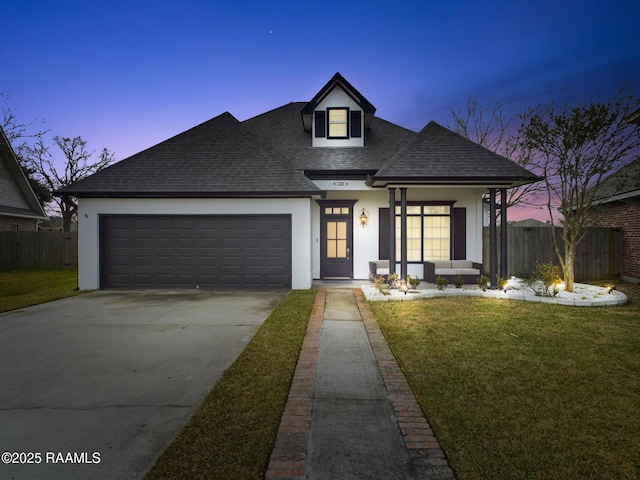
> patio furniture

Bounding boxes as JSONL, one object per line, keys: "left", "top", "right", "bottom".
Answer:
{"left": 423, "top": 260, "right": 483, "bottom": 284}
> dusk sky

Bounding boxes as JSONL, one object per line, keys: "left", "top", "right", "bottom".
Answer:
{"left": 3, "top": 0, "right": 640, "bottom": 220}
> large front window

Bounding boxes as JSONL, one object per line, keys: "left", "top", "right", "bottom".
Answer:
{"left": 395, "top": 205, "right": 451, "bottom": 261}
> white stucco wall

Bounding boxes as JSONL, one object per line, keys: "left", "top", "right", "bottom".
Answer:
{"left": 312, "top": 87, "right": 364, "bottom": 148}
{"left": 311, "top": 181, "right": 486, "bottom": 280}
{"left": 77, "top": 197, "right": 313, "bottom": 290}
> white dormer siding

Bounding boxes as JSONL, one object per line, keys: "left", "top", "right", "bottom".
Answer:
{"left": 312, "top": 86, "right": 364, "bottom": 147}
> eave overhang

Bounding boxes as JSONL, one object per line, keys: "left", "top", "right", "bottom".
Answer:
{"left": 366, "top": 174, "right": 543, "bottom": 189}
{"left": 57, "top": 190, "right": 327, "bottom": 199}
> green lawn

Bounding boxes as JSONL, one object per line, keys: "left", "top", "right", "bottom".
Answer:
{"left": 370, "top": 285, "right": 640, "bottom": 479}
{"left": 0, "top": 269, "right": 82, "bottom": 312}
{"left": 144, "top": 289, "right": 316, "bottom": 480}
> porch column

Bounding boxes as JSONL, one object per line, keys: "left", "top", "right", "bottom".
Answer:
{"left": 400, "top": 187, "right": 408, "bottom": 280}
{"left": 489, "top": 188, "right": 497, "bottom": 288}
{"left": 388, "top": 188, "right": 396, "bottom": 277}
{"left": 500, "top": 188, "right": 508, "bottom": 280}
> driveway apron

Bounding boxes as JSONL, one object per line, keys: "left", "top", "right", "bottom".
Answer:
{"left": 0, "top": 289, "right": 286, "bottom": 480}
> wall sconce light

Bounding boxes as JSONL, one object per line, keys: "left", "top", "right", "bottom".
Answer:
{"left": 358, "top": 208, "right": 369, "bottom": 227}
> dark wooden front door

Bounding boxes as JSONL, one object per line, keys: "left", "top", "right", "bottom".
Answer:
{"left": 320, "top": 203, "right": 354, "bottom": 279}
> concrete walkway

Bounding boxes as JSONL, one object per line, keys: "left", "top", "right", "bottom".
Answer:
{"left": 266, "top": 288, "right": 455, "bottom": 480}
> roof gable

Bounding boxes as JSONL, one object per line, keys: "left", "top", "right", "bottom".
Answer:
{"left": 59, "top": 112, "right": 322, "bottom": 198}
{"left": 0, "top": 127, "right": 47, "bottom": 220}
{"left": 368, "top": 121, "right": 542, "bottom": 187}
{"left": 301, "top": 72, "right": 376, "bottom": 132}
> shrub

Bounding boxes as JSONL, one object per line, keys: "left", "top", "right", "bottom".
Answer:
{"left": 525, "top": 262, "right": 561, "bottom": 297}
{"left": 408, "top": 274, "right": 421, "bottom": 290}
{"left": 374, "top": 275, "right": 390, "bottom": 295}
{"left": 436, "top": 276, "right": 449, "bottom": 291}
{"left": 453, "top": 276, "right": 464, "bottom": 288}
{"left": 477, "top": 275, "right": 490, "bottom": 291}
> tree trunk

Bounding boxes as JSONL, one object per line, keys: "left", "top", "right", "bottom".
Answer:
{"left": 563, "top": 242, "right": 576, "bottom": 292}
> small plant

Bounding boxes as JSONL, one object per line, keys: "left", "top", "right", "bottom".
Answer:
{"left": 408, "top": 274, "right": 421, "bottom": 290}
{"left": 477, "top": 275, "right": 490, "bottom": 291}
{"left": 525, "top": 262, "right": 561, "bottom": 297}
{"left": 453, "top": 276, "right": 464, "bottom": 288}
{"left": 387, "top": 272, "right": 399, "bottom": 289}
{"left": 374, "top": 275, "right": 390, "bottom": 295}
{"left": 436, "top": 276, "right": 449, "bottom": 291}
{"left": 496, "top": 275, "right": 507, "bottom": 290}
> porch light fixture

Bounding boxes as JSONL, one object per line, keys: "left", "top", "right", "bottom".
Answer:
{"left": 358, "top": 208, "right": 369, "bottom": 227}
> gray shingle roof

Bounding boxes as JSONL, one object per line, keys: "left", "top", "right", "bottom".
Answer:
{"left": 59, "top": 75, "right": 542, "bottom": 198}
{"left": 59, "top": 112, "right": 322, "bottom": 197}
{"left": 590, "top": 157, "right": 640, "bottom": 203}
{"left": 243, "top": 102, "right": 416, "bottom": 172}
{"left": 368, "top": 121, "right": 541, "bottom": 187}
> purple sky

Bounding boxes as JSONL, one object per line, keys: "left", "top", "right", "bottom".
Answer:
{"left": 3, "top": 0, "right": 640, "bottom": 220}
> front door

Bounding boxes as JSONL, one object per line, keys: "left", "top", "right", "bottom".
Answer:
{"left": 319, "top": 202, "right": 355, "bottom": 279}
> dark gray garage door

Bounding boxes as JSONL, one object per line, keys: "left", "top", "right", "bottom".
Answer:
{"left": 100, "top": 215, "right": 292, "bottom": 289}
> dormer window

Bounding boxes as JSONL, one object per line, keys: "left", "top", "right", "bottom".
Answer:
{"left": 314, "top": 108, "right": 362, "bottom": 140}
{"left": 328, "top": 108, "right": 348, "bottom": 138}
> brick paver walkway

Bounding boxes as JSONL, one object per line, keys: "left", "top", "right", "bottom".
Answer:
{"left": 266, "top": 288, "right": 455, "bottom": 479}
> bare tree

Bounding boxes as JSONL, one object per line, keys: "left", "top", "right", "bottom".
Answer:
{"left": 519, "top": 85, "right": 640, "bottom": 291}
{"left": 449, "top": 96, "right": 543, "bottom": 212}
{"left": 26, "top": 135, "right": 114, "bottom": 232}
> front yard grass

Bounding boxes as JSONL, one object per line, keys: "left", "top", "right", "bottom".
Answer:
{"left": 144, "top": 289, "right": 316, "bottom": 480}
{"left": 370, "top": 286, "right": 640, "bottom": 479}
{"left": 0, "top": 269, "right": 81, "bottom": 313}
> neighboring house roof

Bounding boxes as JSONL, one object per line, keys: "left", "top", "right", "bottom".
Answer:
{"left": 589, "top": 157, "right": 640, "bottom": 204}
{"left": 367, "top": 121, "right": 541, "bottom": 187}
{"left": 59, "top": 112, "right": 322, "bottom": 198}
{"left": 508, "top": 219, "right": 551, "bottom": 228}
{"left": 58, "top": 73, "right": 541, "bottom": 197}
{"left": 0, "top": 127, "right": 48, "bottom": 220}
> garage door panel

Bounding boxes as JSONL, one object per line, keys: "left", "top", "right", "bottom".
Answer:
{"left": 100, "top": 215, "right": 291, "bottom": 289}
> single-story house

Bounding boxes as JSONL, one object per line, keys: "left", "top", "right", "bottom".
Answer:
{"left": 0, "top": 127, "right": 47, "bottom": 231}
{"left": 584, "top": 157, "right": 640, "bottom": 283}
{"left": 58, "top": 73, "right": 540, "bottom": 290}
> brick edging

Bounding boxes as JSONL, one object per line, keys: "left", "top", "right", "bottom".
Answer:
{"left": 265, "top": 289, "right": 325, "bottom": 480}
{"left": 353, "top": 289, "right": 456, "bottom": 479}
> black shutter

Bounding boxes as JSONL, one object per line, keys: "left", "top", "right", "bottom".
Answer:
{"left": 453, "top": 207, "right": 467, "bottom": 260}
{"left": 350, "top": 110, "right": 362, "bottom": 138}
{"left": 379, "top": 208, "right": 389, "bottom": 259}
{"left": 315, "top": 111, "right": 325, "bottom": 138}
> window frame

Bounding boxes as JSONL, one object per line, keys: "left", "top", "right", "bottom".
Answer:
{"left": 326, "top": 107, "right": 349, "bottom": 139}
{"left": 394, "top": 202, "right": 454, "bottom": 262}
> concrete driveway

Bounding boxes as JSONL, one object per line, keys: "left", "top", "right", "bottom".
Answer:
{"left": 0, "top": 289, "right": 288, "bottom": 480}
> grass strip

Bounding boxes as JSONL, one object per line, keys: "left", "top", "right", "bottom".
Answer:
{"left": 144, "top": 289, "right": 316, "bottom": 480}
{"left": 371, "top": 291, "right": 640, "bottom": 479}
{"left": 0, "top": 269, "right": 81, "bottom": 312}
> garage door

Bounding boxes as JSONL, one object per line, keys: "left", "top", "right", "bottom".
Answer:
{"left": 100, "top": 215, "right": 292, "bottom": 289}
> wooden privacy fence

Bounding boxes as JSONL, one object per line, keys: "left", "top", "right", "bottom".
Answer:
{"left": 0, "top": 231, "right": 78, "bottom": 270}
{"left": 483, "top": 226, "right": 622, "bottom": 281}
